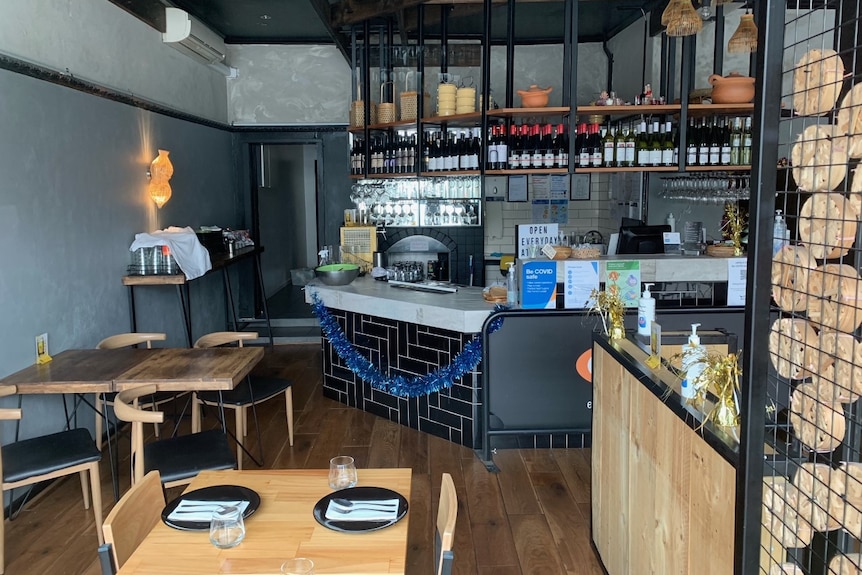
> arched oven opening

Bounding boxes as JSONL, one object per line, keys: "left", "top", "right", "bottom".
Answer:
{"left": 377, "top": 227, "right": 483, "bottom": 286}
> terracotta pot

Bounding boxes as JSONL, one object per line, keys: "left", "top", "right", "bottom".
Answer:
{"left": 708, "top": 73, "right": 755, "bottom": 104}
{"left": 517, "top": 84, "right": 553, "bottom": 107}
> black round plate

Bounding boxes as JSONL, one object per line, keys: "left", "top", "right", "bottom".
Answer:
{"left": 313, "top": 486, "right": 408, "bottom": 533}
{"left": 161, "top": 485, "right": 261, "bottom": 531}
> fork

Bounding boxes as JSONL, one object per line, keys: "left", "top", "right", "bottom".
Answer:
{"left": 329, "top": 500, "right": 398, "bottom": 513}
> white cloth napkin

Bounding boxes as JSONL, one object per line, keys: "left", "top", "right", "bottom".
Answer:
{"left": 324, "top": 499, "right": 399, "bottom": 522}
{"left": 130, "top": 226, "right": 212, "bottom": 280}
{"left": 166, "top": 499, "right": 250, "bottom": 522}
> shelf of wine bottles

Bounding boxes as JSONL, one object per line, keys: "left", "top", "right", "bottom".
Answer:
{"left": 349, "top": 113, "right": 753, "bottom": 176}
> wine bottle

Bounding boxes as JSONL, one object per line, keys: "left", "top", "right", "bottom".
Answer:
{"left": 698, "top": 119, "right": 710, "bottom": 166}
{"left": 407, "top": 134, "right": 417, "bottom": 173}
{"left": 602, "top": 124, "right": 616, "bottom": 167}
{"left": 554, "top": 124, "right": 568, "bottom": 168}
{"left": 531, "top": 124, "right": 544, "bottom": 169}
{"left": 508, "top": 125, "right": 520, "bottom": 169}
{"left": 614, "top": 123, "right": 626, "bottom": 168}
{"left": 590, "top": 124, "right": 602, "bottom": 167}
{"left": 650, "top": 120, "right": 662, "bottom": 167}
{"left": 577, "top": 123, "right": 589, "bottom": 168}
{"left": 741, "top": 116, "right": 752, "bottom": 165}
{"left": 719, "top": 118, "right": 732, "bottom": 166}
{"left": 624, "top": 122, "right": 636, "bottom": 167}
{"left": 519, "top": 125, "right": 532, "bottom": 169}
{"left": 686, "top": 118, "right": 698, "bottom": 166}
{"left": 542, "top": 124, "right": 554, "bottom": 169}
{"left": 422, "top": 132, "right": 431, "bottom": 172}
{"left": 708, "top": 118, "right": 720, "bottom": 166}
{"left": 496, "top": 126, "right": 508, "bottom": 171}
{"left": 662, "top": 121, "right": 674, "bottom": 167}
{"left": 635, "top": 121, "right": 648, "bottom": 166}
{"left": 729, "top": 117, "right": 742, "bottom": 166}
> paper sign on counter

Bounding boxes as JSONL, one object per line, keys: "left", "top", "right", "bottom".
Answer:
{"left": 564, "top": 260, "right": 599, "bottom": 309}
{"left": 727, "top": 258, "right": 747, "bottom": 306}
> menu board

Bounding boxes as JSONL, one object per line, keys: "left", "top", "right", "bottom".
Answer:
{"left": 517, "top": 223, "right": 559, "bottom": 258}
{"left": 605, "top": 260, "right": 641, "bottom": 308}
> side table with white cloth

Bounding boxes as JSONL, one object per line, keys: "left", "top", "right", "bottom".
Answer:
{"left": 123, "top": 231, "right": 273, "bottom": 346}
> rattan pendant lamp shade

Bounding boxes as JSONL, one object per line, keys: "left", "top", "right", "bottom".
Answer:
{"left": 661, "top": 0, "right": 683, "bottom": 26}
{"left": 666, "top": 0, "right": 703, "bottom": 37}
{"left": 728, "top": 11, "right": 758, "bottom": 53}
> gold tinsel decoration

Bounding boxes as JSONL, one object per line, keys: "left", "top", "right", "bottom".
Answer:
{"left": 728, "top": 12, "right": 758, "bottom": 54}
{"left": 700, "top": 352, "right": 742, "bottom": 430}
{"left": 666, "top": 0, "right": 703, "bottom": 37}
{"left": 588, "top": 288, "right": 625, "bottom": 341}
{"left": 722, "top": 202, "right": 747, "bottom": 256}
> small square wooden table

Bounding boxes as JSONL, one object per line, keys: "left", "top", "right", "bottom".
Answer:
{"left": 118, "top": 468, "right": 413, "bottom": 575}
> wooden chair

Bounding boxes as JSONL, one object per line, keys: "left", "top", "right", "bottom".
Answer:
{"left": 436, "top": 472, "right": 458, "bottom": 575}
{"left": 0, "top": 384, "right": 104, "bottom": 575}
{"left": 94, "top": 332, "right": 172, "bottom": 450}
{"left": 113, "top": 384, "right": 236, "bottom": 488}
{"left": 191, "top": 332, "right": 294, "bottom": 469}
{"left": 102, "top": 470, "right": 164, "bottom": 571}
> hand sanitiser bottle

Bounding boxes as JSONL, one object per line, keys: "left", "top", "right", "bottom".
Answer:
{"left": 773, "top": 210, "right": 788, "bottom": 255}
{"left": 506, "top": 262, "right": 517, "bottom": 306}
{"left": 680, "top": 323, "right": 705, "bottom": 400}
{"left": 637, "top": 283, "right": 655, "bottom": 336}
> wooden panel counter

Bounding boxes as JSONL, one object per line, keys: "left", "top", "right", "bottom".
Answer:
{"left": 591, "top": 335, "right": 738, "bottom": 575}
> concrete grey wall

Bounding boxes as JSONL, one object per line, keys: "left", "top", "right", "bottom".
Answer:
{"left": 0, "top": 69, "right": 237, "bottom": 451}
{"left": 0, "top": 0, "right": 229, "bottom": 124}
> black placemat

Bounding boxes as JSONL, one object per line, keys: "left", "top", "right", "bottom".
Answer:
{"left": 161, "top": 485, "right": 260, "bottom": 531}
{"left": 313, "top": 486, "right": 408, "bottom": 533}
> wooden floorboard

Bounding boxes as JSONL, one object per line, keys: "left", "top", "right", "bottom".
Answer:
{"left": 2, "top": 343, "right": 605, "bottom": 575}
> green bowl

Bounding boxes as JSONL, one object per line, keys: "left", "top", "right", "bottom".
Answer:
{"left": 314, "top": 264, "right": 360, "bottom": 286}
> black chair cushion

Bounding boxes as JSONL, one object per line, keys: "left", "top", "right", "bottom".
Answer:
{"left": 143, "top": 429, "right": 236, "bottom": 484}
{"left": 3, "top": 428, "right": 100, "bottom": 484}
{"left": 101, "top": 390, "right": 183, "bottom": 405}
{"left": 197, "top": 376, "right": 292, "bottom": 407}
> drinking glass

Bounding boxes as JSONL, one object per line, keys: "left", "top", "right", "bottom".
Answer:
{"left": 329, "top": 455, "right": 358, "bottom": 489}
{"left": 209, "top": 506, "right": 245, "bottom": 549}
{"left": 281, "top": 558, "right": 315, "bottom": 575}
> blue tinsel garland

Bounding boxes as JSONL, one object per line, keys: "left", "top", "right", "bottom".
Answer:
{"left": 311, "top": 292, "right": 505, "bottom": 397}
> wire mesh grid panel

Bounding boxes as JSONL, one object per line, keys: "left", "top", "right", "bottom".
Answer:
{"left": 764, "top": 2, "right": 862, "bottom": 573}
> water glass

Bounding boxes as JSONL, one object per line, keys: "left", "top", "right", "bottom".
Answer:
{"left": 281, "top": 558, "right": 315, "bottom": 574}
{"left": 209, "top": 505, "right": 245, "bottom": 549}
{"left": 329, "top": 455, "right": 358, "bottom": 489}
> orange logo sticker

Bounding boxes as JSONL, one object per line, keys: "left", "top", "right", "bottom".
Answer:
{"left": 575, "top": 349, "right": 593, "bottom": 383}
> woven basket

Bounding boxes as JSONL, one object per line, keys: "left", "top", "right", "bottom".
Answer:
{"left": 401, "top": 91, "right": 430, "bottom": 121}
{"left": 349, "top": 101, "right": 377, "bottom": 128}
{"left": 377, "top": 82, "right": 397, "bottom": 124}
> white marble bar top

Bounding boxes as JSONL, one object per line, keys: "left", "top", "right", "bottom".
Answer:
{"left": 517, "top": 254, "right": 735, "bottom": 283}
{"left": 305, "top": 276, "right": 497, "bottom": 334}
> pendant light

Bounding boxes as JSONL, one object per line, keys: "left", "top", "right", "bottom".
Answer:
{"left": 727, "top": 11, "right": 758, "bottom": 54}
{"left": 147, "top": 149, "right": 174, "bottom": 209}
{"left": 661, "top": 0, "right": 682, "bottom": 27}
{"left": 666, "top": 0, "right": 703, "bottom": 37}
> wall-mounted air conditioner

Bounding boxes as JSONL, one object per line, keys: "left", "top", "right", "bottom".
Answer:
{"left": 163, "top": 7, "right": 226, "bottom": 65}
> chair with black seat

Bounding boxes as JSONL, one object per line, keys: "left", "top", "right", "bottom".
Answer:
{"left": 94, "top": 332, "right": 174, "bottom": 450}
{"left": 435, "top": 472, "right": 458, "bottom": 575}
{"left": 102, "top": 470, "right": 164, "bottom": 571}
{"left": 191, "top": 331, "right": 294, "bottom": 470}
{"left": 0, "top": 384, "right": 104, "bottom": 575}
{"left": 113, "top": 384, "right": 236, "bottom": 488}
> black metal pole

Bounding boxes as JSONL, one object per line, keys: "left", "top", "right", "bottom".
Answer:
{"left": 736, "top": 0, "right": 784, "bottom": 572}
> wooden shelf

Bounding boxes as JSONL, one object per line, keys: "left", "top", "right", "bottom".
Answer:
{"left": 419, "top": 170, "right": 482, "bottom": 177}
{"left": 347, "top": 119, "right": 418, "bottom": 132}
{"left": 576, "top": 166, "right": 679, "bottom": 173}
{"left": 576, "top": 104, "right": 681, "bottom": 116}
{"left": 688, "top": 103, "right": 755, "bottom": 116}
{"left": 420, "top": 112, "right": 483, "bottom": 125}
{"left": 486, "top": 107, "right": 571, "bottom": 118}
{"left": 485, "top": 168, "right": 569, "bottom": 175}
{"left": 685, "top": 165, "right": 752, "bottom": 171}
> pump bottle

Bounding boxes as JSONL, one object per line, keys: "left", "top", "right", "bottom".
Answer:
{"left": 637, "top": 283, "right": 656, "bottom": 336}
{"left": 680, "top": 323, "right": 705, "bottom": 400}
{"left": 506, "top": 262, "right": 517, "bottom": 306}
{"left": 773, "top": 210, "right": 788, "bottom": 255}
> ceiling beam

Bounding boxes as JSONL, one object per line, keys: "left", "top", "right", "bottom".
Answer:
{"left": 308, "top": 0, "right": 352, "bottom": 61}
{"left": 332, "top": 0, "right": 430, "bottom": 28}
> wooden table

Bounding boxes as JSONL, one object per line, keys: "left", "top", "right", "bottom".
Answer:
{"left": 1, "top": 348, "right": 157, "bottom": 394}
{"left": 1, "top": 347, "right": 264, "bottom": 394}
{"left": 112, "top": 347, "right": 264, "bottom": 392}
{"left": 122, "top": 246, "right": 274, "bottom": 347}
{"left": 118, "top": 468, "right": 413, "bottom": 575}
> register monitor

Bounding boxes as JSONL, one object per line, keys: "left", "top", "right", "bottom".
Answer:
{"left": 617, "top": 224, "right": 671, "bottom": 255}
